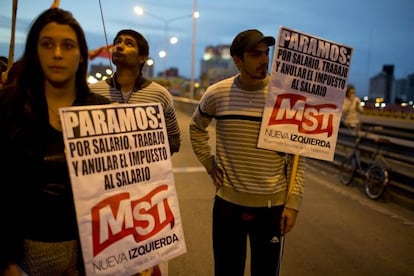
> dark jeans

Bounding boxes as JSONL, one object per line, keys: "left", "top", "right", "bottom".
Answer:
{"left": 213, "top": 196, "right": 284, "bottom": 276}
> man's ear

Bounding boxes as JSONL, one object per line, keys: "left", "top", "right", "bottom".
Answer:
{"left": 233, "top": 55, "right": 242, "bottom": 70}
{"left": 139, "top": 55, "right": 148, "bottom": 65}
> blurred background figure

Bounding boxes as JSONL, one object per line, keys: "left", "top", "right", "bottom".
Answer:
{"left": 342, "top": 85, "right": 364, "bottom": 129}
{"left": 1, "top": 59, "right": 23, "bottom": 89}
{"left": 0, "top": 56, "right": 8, "bottom": 89}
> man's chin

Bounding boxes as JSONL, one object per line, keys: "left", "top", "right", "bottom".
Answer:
{"left": 256, "top": 70, "right": 268, "bottom": 79}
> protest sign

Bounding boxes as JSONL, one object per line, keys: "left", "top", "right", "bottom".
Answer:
{"left": 258, "top": 26, "right": 353, "bottom": 161}
{"left": 60, "top": 103, "right": 186, "bottom": 275}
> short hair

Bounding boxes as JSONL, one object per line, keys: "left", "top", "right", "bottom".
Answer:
{"left": 113, "top": 29, "right": 149, "bottom": 57}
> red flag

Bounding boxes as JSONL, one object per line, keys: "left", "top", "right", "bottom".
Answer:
{"left": 88, "top": 45, "right": 113, "bottom": 60}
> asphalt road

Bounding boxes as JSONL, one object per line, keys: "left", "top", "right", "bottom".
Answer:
{"left": 167, "top": 109, "right": 414, "bottom": 276}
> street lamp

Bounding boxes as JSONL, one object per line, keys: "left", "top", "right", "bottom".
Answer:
{"left": 190, "top": 0, "right": 199, "bottom": 99}
{"left": 134, "top": 5, "right": 197, "bottom": 79}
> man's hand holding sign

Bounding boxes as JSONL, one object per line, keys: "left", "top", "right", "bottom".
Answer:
{"left": 258, "top": 26, "right": 353, "bottom": 275}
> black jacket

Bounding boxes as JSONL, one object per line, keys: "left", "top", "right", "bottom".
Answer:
{"left": 0, "top": 85, "right": 110, "bottom": 270}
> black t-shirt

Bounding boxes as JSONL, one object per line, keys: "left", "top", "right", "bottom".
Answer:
{"left": 27, "top": 123, "right": 79, "bottom": 241}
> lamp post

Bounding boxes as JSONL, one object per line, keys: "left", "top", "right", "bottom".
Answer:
{"left": 134, "top": 6, "right": 197, "bottom": 79}
{"left": 190, "top": 0, "right": 198, "bottom": 99}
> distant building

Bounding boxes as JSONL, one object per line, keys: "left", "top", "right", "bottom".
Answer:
{"left": 369, "top": 65, "right": 395, "bottom": 102}
{"left": 394, "top": 78, "right": 408, "bottom": 102}
{"left": 395, "top": 73, "right": 414, "bottom": 102}
{"left": 200, "top": 44, "right": 238, "bottom": 86}
{"left": 89, "top": 60, "right": 155, "bottom": 80}
{"left": 406, "top": 74, "right": 414, "bottom": 101}
{"left": 158, "top": 67, "right": 179, "bottom": 78}
{"left": 369, "top": 65, "right": 414, "bottom": 103}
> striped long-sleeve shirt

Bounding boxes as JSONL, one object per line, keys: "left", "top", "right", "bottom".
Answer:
{"left": 190, "top": 75, "right": 306, "bottom": 209}
{"left": 90, "top": 77, "right": 181, "bottom": 154}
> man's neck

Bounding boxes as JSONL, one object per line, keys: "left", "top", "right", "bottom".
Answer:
{"left": 236, "top": 74, "right": 269, "bottom": 91}
{"left": 44, "top": 79, "right": 76, "bottom": 103}
{"left": 115, "top": 68, "right": 141, "bottom": 92}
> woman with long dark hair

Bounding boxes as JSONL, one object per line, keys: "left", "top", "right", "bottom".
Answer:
{"left": 0, "top": 8, "right": 109, "bottom": 275}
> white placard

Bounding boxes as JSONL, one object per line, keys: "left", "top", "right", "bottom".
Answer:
{"left": 258, "top": 26, "right": 353, "bottom": 161}
{"left": 60, "top": 103, "right": 186, "bottom": 275}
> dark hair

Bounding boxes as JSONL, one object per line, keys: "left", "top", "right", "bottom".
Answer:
{"left": 113, "top": 29, "right": 149, "bottom": 73}
{"left": 113, "top": 29, "right": 149, "bottom": 57}
{"left": 346, "top": 84, "right": 355, "bottom": 97}
{"left": 17, "top": 8, "right": 90, "bottom": 118}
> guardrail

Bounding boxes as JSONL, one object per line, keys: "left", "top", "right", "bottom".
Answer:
{"left": 173, "top": 96, "right": 414, "bottom": 203}
{"left": 174, "top": 96, "right": 199, "bottom": 116}
{"left": 333, "top": 116, "right": 414, "bottom": 202}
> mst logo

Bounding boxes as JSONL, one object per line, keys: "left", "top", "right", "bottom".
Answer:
{"left": 91, "top": 185, "right": 174, "bottom": 256}
{"left": 268, "top": 94, "right": 337, "bottom": 137}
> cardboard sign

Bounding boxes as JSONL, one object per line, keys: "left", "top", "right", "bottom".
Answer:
{"left": 258, "top": 26, "right": 353, "bottom": 161}
{"left": 60, "top": 103, "right": 186, "bottom": 275}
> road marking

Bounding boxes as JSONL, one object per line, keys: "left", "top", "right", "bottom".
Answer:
{"left": 173, "top": 166, "right": 206, "bottom": 173}
{"left": 173, "top": 161, "right": 414, "bottom": 227}
{"left": 308, "top": 161, "right": 414, "bottom": 228}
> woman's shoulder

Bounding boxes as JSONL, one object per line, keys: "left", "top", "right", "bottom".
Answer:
{"left": 0, "top": 85, "right": 23, "bottom": 125}
{"left": 0, "top": 84, "right": 20, "bottom": 109}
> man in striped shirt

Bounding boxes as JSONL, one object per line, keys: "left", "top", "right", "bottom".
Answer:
{"left": 190, "top": 29, "right": 306, "bottom": 276}
{"left": 89, "top": 29, "right": 181, "bottom": 276}
{"left": 89, "top": 29, "right": 181, "bottom": 155}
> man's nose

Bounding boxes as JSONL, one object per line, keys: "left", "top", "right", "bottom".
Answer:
{"left": 115, "top": 42, "right": 125, "bottom": 51}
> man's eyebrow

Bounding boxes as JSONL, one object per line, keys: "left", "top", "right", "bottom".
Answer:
{"left": 124, "top": 37, "right": 137, "bottom": 44}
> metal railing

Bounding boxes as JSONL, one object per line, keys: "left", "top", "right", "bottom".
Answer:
{"left": 173, "top": 96, "right": 414, "bottom": 200}
{"left": 333, "top": 118, "right": 414, "bottom": 198}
